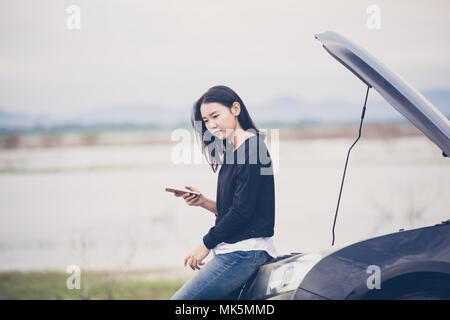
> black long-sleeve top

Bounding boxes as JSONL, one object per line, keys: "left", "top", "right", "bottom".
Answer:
{"left": 203, "top": 133, "right": 275, "bottom": 249}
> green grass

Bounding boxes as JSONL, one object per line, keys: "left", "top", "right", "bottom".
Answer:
{"left": 0, "top": 270, "right": 188, "bottom": 300}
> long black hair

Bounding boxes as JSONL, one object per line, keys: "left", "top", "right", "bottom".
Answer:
{"left": 191, "top": 85, "right": 264, "bottom": 173}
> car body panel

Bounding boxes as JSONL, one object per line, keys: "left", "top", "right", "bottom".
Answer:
{"left": 294, "top": 222, "right": 450, "bottom": 299}
{"left": 315, "top": 31, "right": 450, "bottom": 156}
{"left": 242, "top": 223, "right": 450, "bottom": 300}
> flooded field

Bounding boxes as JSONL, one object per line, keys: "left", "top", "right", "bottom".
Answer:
{"left": 0, "top": 134, "right": 448, "bottom": 273}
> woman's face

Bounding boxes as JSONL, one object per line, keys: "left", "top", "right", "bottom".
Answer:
{"left": 200, "top": 102, "right": 240, "bottom": 140}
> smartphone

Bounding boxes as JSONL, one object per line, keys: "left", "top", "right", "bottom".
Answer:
{"left": 165, "top": 187, "right": 200, "bottom": 196}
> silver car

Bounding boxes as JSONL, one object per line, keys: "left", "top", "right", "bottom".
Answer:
{"left": 239, "top": 31, "right": 450, "bottom": 300}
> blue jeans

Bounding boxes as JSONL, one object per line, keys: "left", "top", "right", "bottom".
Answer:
{"left": 170, "top": 250, "right": 273, "bottom": 300}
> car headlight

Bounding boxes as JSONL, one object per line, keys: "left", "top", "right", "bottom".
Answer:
{"left": 266, "top": 252, "right": 323, "bottom": 295}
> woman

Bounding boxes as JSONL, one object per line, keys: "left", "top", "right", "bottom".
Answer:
{"left": 170, "top": 85, "right": 277, "bottom": 300}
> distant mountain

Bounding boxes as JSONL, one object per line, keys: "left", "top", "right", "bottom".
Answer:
{"left": 422, "top": 89, "right": 450, "bottom": 116}
{"left": 62, "top": 103, "right": 190, "bottom": 127}
{"left": 0, "top": 109, "right": 52, "bottom": 130}
{"left": 0, "top": 103, "right": 191, "bottom": 132}
{"left": 250, "top": 95, "right": 381, "bottom": 124}
{"left": 251, "top": 89, "right": 450, "bottom": 125}
{"left": 0, "top": 89, "right": 448, "bottom": 132}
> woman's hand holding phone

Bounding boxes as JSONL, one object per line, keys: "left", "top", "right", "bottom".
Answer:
{"left": 174, "top": 186, "right": 206, "bottom": 207}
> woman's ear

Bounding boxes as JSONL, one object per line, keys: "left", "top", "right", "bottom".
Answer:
{"left": 231, "top": 102, "right": 241, "bottom": 116}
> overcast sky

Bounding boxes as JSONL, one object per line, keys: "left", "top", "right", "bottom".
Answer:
{"left": 1, "top": 0, "right": 449, "bottom": 119}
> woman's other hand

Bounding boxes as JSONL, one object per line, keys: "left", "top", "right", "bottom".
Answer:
{"left": 184, "top": 243, "right": 210, "bottom": 271}
{"left": 174, "top": 186, "right": 205, "bottom": 207}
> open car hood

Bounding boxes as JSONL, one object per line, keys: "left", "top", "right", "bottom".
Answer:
{"left": 315, "top": 31, "right": 450, "bottom": 157}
